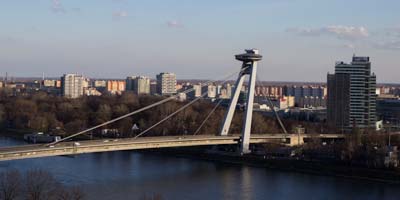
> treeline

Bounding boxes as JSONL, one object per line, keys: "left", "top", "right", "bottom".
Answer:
{"left": 300, "top": 128, "right": 400, "bottom": 168}
{"left": 0, "top": 91, "right": 323, "bottom": 137}
{"left": 0, "top": 169, "right": 84, "bottom": 200}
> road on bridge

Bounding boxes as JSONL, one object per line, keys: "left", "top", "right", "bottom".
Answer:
{"left": 0, "top": 134, "right": 346, "bottom": 161}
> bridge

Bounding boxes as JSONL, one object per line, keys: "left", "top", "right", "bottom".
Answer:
{"left": 0, "top": 134, "right": 345, "bottom": 161}
{"left": 0, "top": 49, "right": 345, "bottom": 161}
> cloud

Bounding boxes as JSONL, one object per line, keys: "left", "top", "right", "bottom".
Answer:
{"left": 287, "top": 25, "right": 369, "bottom": 40}
{"left": 374, "top": 40, "right": 400, "bottom": 51}
{"left": 112, "top": 10, "right": 128, "bottom": 20}
{"left": 71, "top": 7, "right": 82, "bottom": 14}
{"left": 51, "top": 0, "right": 66, "bottom": 13}
{"left": 167, "top": 20, "right": 184, "bottom": 28}
{"left": 343, "top": 44, "right": 355, "bottom": 49}
{"left": 112, "top": 0, "right": 127, "bottom": 3}
{"left": 371, "top": 27, "right": 400, "bottom": 50}
{"left": 0, "top": 36, "right": 22, "bottom": 45}
{"left": 385, "top": 27, "right": 400, "bottom": 37}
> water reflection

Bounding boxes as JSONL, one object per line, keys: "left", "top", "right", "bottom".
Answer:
{"left": 240, "top": 166, "right": 253, "bottom": 200}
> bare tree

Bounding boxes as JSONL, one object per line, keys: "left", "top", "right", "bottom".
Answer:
{"left": 24, "top": 169, "right": 59, "bottom": 200}
{"left": 56, "top": 186, "right": 85, "bottom": 200}
{"left": 140, "top": 193, "right": 164, "bottom": 200}
{"left": 0, "top": 169, "right": 22, "bottom": 200}
{"left": 69, "top": 186, "right": 85, "bottom": 200}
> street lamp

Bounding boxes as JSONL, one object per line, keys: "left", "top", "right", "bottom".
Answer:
{"left": 386, "top": 121, "right": 391, "bottom": 147}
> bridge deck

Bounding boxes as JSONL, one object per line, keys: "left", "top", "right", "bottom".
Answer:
{"left": 0, "top": 134, "right": 344, "bottom": 161}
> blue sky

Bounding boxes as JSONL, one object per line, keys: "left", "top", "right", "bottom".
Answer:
{"left": 0, "top": 0, "right": 399, "bottom": 83}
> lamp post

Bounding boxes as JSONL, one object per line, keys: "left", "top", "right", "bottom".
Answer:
{"left": 386, "top": 121, "right": 391, "bottom": 147}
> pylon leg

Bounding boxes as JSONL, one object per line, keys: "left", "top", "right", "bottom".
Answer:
{"left": 219, "top": 73, "right": 245, "bottom": 136}
{"left": 240, "top": 62, "right": 257, "bottom": 154}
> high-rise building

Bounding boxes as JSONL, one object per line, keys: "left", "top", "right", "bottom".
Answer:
{"left": 61, "top": 74, "right": 85, "bottom": 98}
{"left": 207, "top": 85, "right": 217, "bottom": 98}
{"left": 327, "top": 55, "right": 377, "bottom": 131}
{"left": 188, "top": 84, "right": 202, "bottom": 99}
{"left": 226, "top": 83, "right": 233, "bottom": 99}
{"left": 156, "top": 72, "right": 176, "bottom": 96}
{"left": 216, "top": 85, "right": 222, "bottom": 96}
{"left": 150, "top": 81, "right": 157, "bottom": 95}
{"left": 55, "top": 80, "right": 61, "bottom": 88}
{"left": 106, "top": 80, "right": 125, "bottom": 95}
{"left": 200, "top": 84, "right": 217, "bottom": 99}
{"left": 82, "top": 78, "right": 90, "bottom": 88}
{"left": 126, "top": 76, "right": 150, "bottom": 95}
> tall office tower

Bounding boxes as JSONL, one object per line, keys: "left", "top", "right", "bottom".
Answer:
{"left": 327, "top": 55, "right": 377, "bottom": 132}
{"left": 61, "top": 74, "right": 84, "bottom": 98}
{"left": 156, "top": 72, "right": 177, "bottom": 96}
{"left": 126, "top": 76, "right": 150, "bottom": 95}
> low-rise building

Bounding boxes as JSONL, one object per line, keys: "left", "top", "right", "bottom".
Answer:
{"left": 43, "top": 79, "right": 57, "bottom": 87}
{"left": 84, "top": 87, "right": 102, "bottom": 96}
{"left": 94, "top": 80, "right": 107, "bottom": 88}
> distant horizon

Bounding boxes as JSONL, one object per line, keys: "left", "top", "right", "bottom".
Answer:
{"left": 4, "top": 75, "right": 400, "bottom": 86}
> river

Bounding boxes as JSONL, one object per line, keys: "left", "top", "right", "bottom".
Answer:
{"left": 0, "top": 137, "right": 399, "bottom": 200}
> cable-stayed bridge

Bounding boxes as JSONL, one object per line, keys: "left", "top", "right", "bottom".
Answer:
{"left": 0, "top": 134, "right": 345, "bottom": 161}
{"left": 0, "top": 49, "right": 345, "bottom": 161}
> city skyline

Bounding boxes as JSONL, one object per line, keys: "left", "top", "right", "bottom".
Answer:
{"left": 2, "top": 1, "right": 400, "bottom": 198}
{"left": 0, "top": 0, "right": 399, "bottom": 83}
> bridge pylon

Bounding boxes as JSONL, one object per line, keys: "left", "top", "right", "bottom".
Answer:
{"left": 219, "top": 49, "right": 262, "bottom": 154}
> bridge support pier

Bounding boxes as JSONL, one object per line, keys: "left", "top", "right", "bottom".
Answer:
{"left": 219, "top": 49, "right": 262, "bottom": 154}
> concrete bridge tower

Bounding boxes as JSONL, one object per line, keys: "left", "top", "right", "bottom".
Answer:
{"left": 219, "top": 49, "right": 262, "bottom": 154}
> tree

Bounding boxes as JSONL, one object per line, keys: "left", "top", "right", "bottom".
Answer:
{"left": 351, "top": 126, "right": 362, "bottom": 146}
{"left": 7, "top": 98, "right": 38, "bottom": 129}
{"left": 64, "top": 119, "right": 87, "bottom": 135}
{"left": 112, "top": 104, "right": 129, "bottom": 118}
{"left": 116, "top": 118, "right": 133, "bottom": 137}
{"left": 24, "top": 169, "right": 59, "bottom": 200}
{"left": 56, "top": 102, "right": 75, "bottom": 123}
{"left": 95, "top": 104, "right": 112, "bottom": 124}
{"left": 30, "top": 116, "right": 49, "bottom": 132}
{"left": 0, "top": 169, "right": 86, "bottom": 200}
{"left": 0, "top": 104, "right": 6, "bottom": 129}
{"left": 31, "top": 91, "right": 48, "bottom": 102}
{"left": 0, "top": 170, "right": 22, "bottom": 200}
{"left": 120, "top": 92, "right": 139, "bottom": 109}
{"left": 140, "top": 193, "right": 164, "bottom": 200}
{"left": 56, "top": 186, "right": 85, "bottom": 200}
{"left": 251, "top": 113, "right": 267, "bottom": 134}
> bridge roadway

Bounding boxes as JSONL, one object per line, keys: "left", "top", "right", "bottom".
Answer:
{"left": 0, "top": 134, "right": 344, "bottom": 161}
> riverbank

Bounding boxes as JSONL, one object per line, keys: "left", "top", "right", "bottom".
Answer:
{"left": 1, "top": 132, "right": 399, "bottom": 184}
{"left": 143, "top": 148, "right": 400, "bottom": 184}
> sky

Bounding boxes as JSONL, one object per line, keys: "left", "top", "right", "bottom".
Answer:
{"left": 0, "top": 0, "right": 399, "bottom": 83}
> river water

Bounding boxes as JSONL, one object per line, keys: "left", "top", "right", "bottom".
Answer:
{"left": 0, "top": 137, "right": 399, "bottom": 200}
